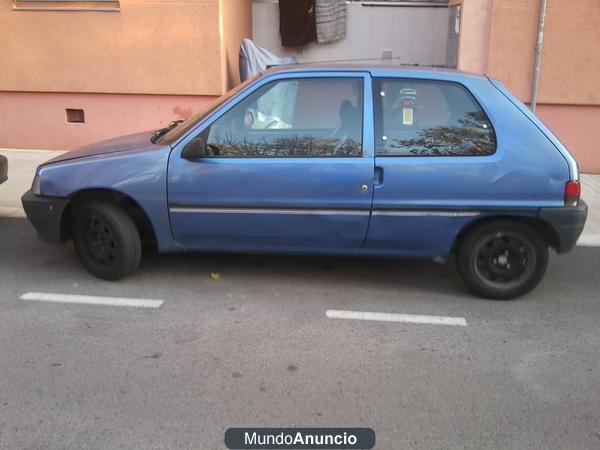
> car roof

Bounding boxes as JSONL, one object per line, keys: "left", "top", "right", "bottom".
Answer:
{"left": 262, "top": 62, "right": 488, "bottom": 82}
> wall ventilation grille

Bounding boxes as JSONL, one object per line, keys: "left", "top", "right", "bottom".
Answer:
{"left": 66, "top": 109, "right": 85, "bottom": 124}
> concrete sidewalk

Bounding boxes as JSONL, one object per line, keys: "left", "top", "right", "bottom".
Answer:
{"left": 1, "top": 148, "right": 599, "bottom": 246}
{"left": 0, "top": 149, "right": 65, "bottom": 218}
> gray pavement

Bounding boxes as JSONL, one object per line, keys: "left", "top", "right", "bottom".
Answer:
{"left": 1, "top": 216, "right": 599, "bottom": 449}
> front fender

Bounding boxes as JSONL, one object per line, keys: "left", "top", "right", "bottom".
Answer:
{"left": 36, "top": 146, "right": 180, "bottom": 252}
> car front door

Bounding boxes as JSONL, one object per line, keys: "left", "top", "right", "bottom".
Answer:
{"left": 167, "top": 72, "right": 374, "bottom": 251}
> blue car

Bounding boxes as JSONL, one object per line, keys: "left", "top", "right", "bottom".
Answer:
{"left": 22, "top": 64, "right": 587, "bottom": 299}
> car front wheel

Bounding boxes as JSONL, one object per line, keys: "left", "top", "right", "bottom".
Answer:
{"left": 457, "top": 221, "right": 548, "bottom": 300}
{"left": 72, "top": 202, "right": 142, "bottom": 280}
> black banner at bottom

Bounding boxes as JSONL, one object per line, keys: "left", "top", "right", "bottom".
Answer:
{"left": 225, "top": 428, "right": 375, "bottom": 449}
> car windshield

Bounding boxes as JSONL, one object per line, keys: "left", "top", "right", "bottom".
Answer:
{"left": 153, "top": 73, "right": 262, "bottom": 145}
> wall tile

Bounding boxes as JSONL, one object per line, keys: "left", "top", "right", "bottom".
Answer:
{"left": 251, "top": 2, "right": 449, "bottom": 67}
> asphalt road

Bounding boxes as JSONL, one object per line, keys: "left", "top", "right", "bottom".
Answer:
{"left": 1, "top": 216, "right": 599, "bottom": 449}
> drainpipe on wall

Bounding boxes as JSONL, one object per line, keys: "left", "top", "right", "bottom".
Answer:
{"left": 530, "top": 0, "right": 547, "bottom": 113}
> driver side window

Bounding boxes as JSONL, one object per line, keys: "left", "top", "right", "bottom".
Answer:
{"left": 205, "top": 77, "right": 364, "bottom": 158}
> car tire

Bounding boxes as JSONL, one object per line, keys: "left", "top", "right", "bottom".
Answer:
{"left": 72, "top": 202, "right": 142, "bottom": 280}
{"left": 457, "top": 221, "right": 548, "bottom": 300}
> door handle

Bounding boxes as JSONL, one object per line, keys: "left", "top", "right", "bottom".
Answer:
{"left": 374, "top": 166, "right": 384, "bottom": 187}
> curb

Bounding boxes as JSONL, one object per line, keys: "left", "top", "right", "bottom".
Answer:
{"left": 0, "top": 206, "right": 26, "bottom": 218}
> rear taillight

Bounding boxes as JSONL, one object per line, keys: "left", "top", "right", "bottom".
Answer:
{"left": 564, "top": 180, "right": 580, "bottom": 206}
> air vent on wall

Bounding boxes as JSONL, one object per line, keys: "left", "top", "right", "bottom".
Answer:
{"left": 66, "top": 109, "right": 85, "bottom": 123}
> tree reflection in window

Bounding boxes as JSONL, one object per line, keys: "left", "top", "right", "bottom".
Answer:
{"left": 374, "top": 78, "right": 496, "bottom": 157}
{"left": 382, "top": 111, "right": 496, "bottom": 156}
{"left": 207, "top": 132, "right": 361, "bottom": 158}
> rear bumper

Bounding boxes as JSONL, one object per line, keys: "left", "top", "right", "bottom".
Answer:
{"left": 21, "top": 190, "right": 70, "bottom": 244}
{"left": 538, "top": 200, "right": 588, "bottom": 253}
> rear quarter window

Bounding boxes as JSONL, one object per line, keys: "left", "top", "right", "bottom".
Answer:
{"left": 374, "top": 78, "right": 496, "bottom": 157}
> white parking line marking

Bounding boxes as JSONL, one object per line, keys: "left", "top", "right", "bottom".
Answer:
{"left": 20, "top": 292, "right": 163, "bottom": 309}
{"left": 326, "top": 309, "right": 467, "bottom": 327}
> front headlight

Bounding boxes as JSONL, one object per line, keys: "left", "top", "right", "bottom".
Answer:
{"left": 31, "top": 174, "right": 41, "bottom": 196}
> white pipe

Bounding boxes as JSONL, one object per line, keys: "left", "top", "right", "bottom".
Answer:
{"left": 530, "top": 0, "right": 547, "bottom": 113}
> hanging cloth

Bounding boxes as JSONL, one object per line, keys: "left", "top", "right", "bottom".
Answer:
{"left": 279, "top": 0, "right": 317, "bottom": 47}
{"left": 316, "top": 0, "right": 347, "bottom": 44}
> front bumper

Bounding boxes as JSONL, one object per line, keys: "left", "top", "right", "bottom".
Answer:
{"left": 538, "top": 200, "right": 588, "bottom": 253}
{"left": 0, "top": 156, "right": 7, "bottom": 184}
{"left": 21, "top": 190, "right": 70, "bottom": 244}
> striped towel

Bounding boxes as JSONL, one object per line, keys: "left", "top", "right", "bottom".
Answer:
{"left": 316, "top": 0, "right": 346, "bottom": 44}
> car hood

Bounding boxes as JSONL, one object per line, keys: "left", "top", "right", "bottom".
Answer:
{"left": 44, "top": 130, "right": 161, "bottom": 165}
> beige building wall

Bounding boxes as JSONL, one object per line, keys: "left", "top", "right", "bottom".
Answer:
{"left": 220, "top": 0, "right": 253, "bottom": 91}
{"left": 487, "top": 0, "right": 599, "bottom": 105}
{"left": 0, "top": 0, "right": 251, "bottom": 150}
{"left": 449, "top": 0, "right": 493, "bottom": 75}
{"left": 0, "top": 0, "right": 225, "bottom": 96}
{"left": 452, "top": 0, "right": 600, "bottom": 173}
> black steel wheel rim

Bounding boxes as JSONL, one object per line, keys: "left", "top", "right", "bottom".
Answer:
{"left": 82, "top": 216, "right": 117, "bottom": 266}
{"left": 473, "top": 232, "right": 535, "bottom": 289}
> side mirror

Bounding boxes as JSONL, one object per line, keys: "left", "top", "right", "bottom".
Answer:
{"left": 181, "top": 136, "right": 206, "bottom": 160}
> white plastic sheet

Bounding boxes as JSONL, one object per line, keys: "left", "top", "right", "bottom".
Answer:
{"left": 239, "top": 39, "right": 298, "bottom": 82}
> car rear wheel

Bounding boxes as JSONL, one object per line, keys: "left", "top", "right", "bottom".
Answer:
{"left": 72, "top": 202, "right": 141, "bottom": 280}
{"left": 457, "top": 221, "right": 548, "bottom": 300}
